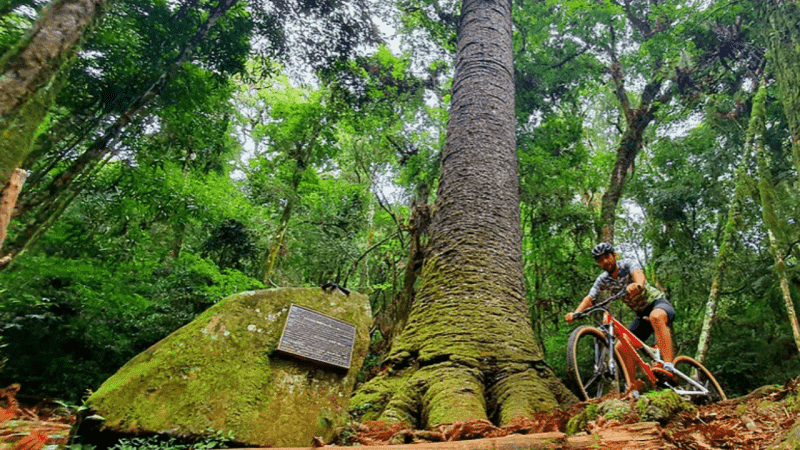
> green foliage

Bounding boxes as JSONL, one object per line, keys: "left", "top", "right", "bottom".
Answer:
{"left": 0, "top": 252, "right": 262, "bottom": 402}
{"left": 104, "top": 430, "right": 234, "bottom": 450}
{"left": 0, "top": 11, "right": 31, "bottom": 57}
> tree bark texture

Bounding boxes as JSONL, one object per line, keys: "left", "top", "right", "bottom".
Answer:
{"left": 385, "top": 198, "right": 431, "bottom": 345}
{"left": 351, "top": 0, "right": 575, "bottom": 429}
{"left": 0, "top": 0, "right": 106, "bottom": 190}
{"left": 695, "top": 84, "right": 762, "bottom": 364}
{"left": 3, "top": 0, "right": 239, "bottom": 259}
{"left": 0, "top": 169, "right": 28, "bottom": 266}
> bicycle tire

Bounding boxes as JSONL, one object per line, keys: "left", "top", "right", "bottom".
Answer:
{"left": 672, "top": 355, "right": 726, "bottom": 404}
{"left": 567, "top": 325, "right": 631, "bottom": 401}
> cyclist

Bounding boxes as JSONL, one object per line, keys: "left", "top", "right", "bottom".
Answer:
{"left": 565, "top": 242, "right": 676, "bottom": 382}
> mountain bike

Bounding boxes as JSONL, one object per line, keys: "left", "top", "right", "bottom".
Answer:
{"left": 566, "top": 289, "right": 726, "bottom": 404}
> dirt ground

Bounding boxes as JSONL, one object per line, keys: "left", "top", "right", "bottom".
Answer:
{"left": 1, "top": 381, "right": 798, "bottom": 450}
{"left": 345, "top": 380, "right": 800, "bottom": 450}
{"left": 0, "top": 384, "right": 73, "bottom": 450}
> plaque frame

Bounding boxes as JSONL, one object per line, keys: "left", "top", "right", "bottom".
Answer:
{"left": 275, "top": 303, "right": 356, "bottom": 370}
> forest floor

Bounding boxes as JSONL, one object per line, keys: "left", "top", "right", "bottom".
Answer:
{"left": 1, "top": 381, "right": 799, "bottom": 450}
{"left": 345, "top": 380, "right": 800, "bottom": 450}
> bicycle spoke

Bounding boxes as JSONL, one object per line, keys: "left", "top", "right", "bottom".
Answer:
{"left": 672, "top": 355, "right": 726, "bottom": 404}
{"left": 567, "top": 325, "right": 630, "bottom": 400}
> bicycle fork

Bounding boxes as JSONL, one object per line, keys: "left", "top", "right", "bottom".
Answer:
{"left": 600, "top": 325, "right": 621, "bottom": 381}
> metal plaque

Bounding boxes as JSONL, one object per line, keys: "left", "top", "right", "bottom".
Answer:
{"left": 276, "top": 304, "right": 356, "bottom": 370}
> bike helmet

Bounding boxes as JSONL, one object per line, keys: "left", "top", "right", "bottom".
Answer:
{"left": 591, "top": 242, "right": 615, "bottom": 259}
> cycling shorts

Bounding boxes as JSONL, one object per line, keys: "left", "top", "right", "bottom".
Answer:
{"left": 627, "top": 298, "right": 675, "bottom": 344}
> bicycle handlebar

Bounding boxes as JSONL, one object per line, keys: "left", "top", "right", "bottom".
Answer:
{"left": 571, "top": 289, "right": 628, "bottom": 321}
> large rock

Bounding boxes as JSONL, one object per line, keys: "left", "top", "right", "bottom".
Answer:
{"left": 87, "top": 287, "right": 371, "bottom": 447}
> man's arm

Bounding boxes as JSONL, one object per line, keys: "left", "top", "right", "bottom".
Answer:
{"left": 565, "top": 295, "right": 594, "bottom": 323}
{"left": 626, "top": 269, "right": 646, "bottom": 297}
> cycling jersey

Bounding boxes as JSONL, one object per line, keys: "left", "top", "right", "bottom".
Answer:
{"left": 587, "top": 258, "right": 664, "bottom": 316}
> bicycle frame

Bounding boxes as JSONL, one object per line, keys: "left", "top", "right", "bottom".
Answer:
{"left": 591, "top": 303, "right": 714, "bottom": 399}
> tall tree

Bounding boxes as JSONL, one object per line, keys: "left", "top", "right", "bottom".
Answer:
{"left": 0, "top": 0, "right": 107, "bottom": 189}
{"left": 351, "top": 0, "right": 574, "bottom": 428}
{"left": 0, "top": 0, "right": 106, "bottom": 250}
{"left": 761, "top": 0, "right": 800, "bottom": 178}
{"left": 695, "top": 84, "right": 761, "bottom": 364}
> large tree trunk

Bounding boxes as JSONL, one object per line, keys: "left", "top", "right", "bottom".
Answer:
{"left": 384, "top": 196, "right": 431, "bottom": 346}
{"left": 0, "top": 0, "right": 107, "bottom": 190}
{"left": 351, "top": 0, "right": 575, "bottom": 430}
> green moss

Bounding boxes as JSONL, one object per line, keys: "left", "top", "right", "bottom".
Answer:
{"left": 782, "top": 391, "right": 800, "bottom": 413}
{"left": 493, "top": 368, "right": 561, "bottom": 425}
{"left": 565, "top": 403, "right": 599, "bottom": 435}
{"left": 636, "top": 390, "right": 694, "bottom": 422}
{"left": 350, "top": 368, "right": 416, "bottom": 423}
{"left": 88, "top": 288, "right": 371, "bottom": 447}
{"left": 597, "top": 398, "right": 631, "bottom": 421}
{"left": 417, "top": 363, "right": 487, "bottom": 426}
{"left": 769, "top": 419, "right": 800, "bottom": 450}
{"left": 361, "top": 254, "right": 569, "bottom": 427}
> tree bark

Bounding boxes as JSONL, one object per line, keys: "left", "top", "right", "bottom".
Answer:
{"left": 3, "top": 0, "right": 240, "bottom": 259}
{"left": 385, "top": 196, "right": 431, "bottom": 346}
{"left": 599, "top": 108, "right": 655, "bottom": 243}
{"left": 0, "top": 0, "right": 107, "bottom": 190}
{"left": 695, "top": 84, "right": 761, "bottom": 364}
{"left": 351, "top": 0, "right": 575, "bottom": 429}
{"left": 262, "top": 130, "right": 320, "bottom": 284}
{"left": 599, "top": 61, "right": 664, "bottom": 243}
{"left": 0, "top": 169, "right": 28, "bottom": 267}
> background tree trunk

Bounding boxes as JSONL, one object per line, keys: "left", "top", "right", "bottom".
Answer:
{"left": 0, "top": 169, "right": 28, "bottom": 267}
{"left": 764, "top": 1, "right": 800, "bottom": 179}
{"left": 695, "top": 84, "right": 762, "bottom": 364}
{"left": 752, "top": 83, "right": 800, "bottom": 356}
{"left": 0, "top": 0, "right": 107, "bottom": 190}
{"left": 599, "top": 61, "right": 666, "bottom": 243}
{"left": 351, "top": 0, "right": 575, "bottom": 429}
{"left": 3, "top": 0, "right": 240, "bottom": 261}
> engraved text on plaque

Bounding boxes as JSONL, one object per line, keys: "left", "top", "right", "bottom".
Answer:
{"left": 276, "top": 304, "right": 356, "bottom": 369}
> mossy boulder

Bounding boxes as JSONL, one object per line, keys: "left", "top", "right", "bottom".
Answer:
{"left": 597, "top": 398, "right": 632, "bottom": 421}
{"left": 565, "top": 403, "right": 599, "bottom": 435}
{"left": 636, "top": 389, "right": 694, "bottom": 422}
{"left": 87, "top": 287, "right": 371, "bottom": 447}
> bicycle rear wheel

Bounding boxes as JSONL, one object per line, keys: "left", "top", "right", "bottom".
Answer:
{"left": 672, "top": 355, "right": 726, "bottom": 404}
{"left": 567, "top": 325, "right": 630, "bottom": 401}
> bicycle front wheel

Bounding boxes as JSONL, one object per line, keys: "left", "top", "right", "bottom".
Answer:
{"left": 672, "top": 355, "right": 726, "bottom": 404}
{"left": 567, "top": 325, "right": 630, "bottom": 401}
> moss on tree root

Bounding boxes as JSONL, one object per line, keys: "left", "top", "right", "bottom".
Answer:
{"left": 351, "top": 252, "right": 577, "bottom": 429}
{"left": 351, "top": 356, "right": 576, "bottom": 429}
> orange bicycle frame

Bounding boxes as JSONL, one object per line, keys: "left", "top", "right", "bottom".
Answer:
{"left": 601, "top": 311, "right": 662, "bottom": 386}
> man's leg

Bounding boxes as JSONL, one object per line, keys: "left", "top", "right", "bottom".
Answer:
{"left": 650, "top": 309, "right": 674, "bottom": 362}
